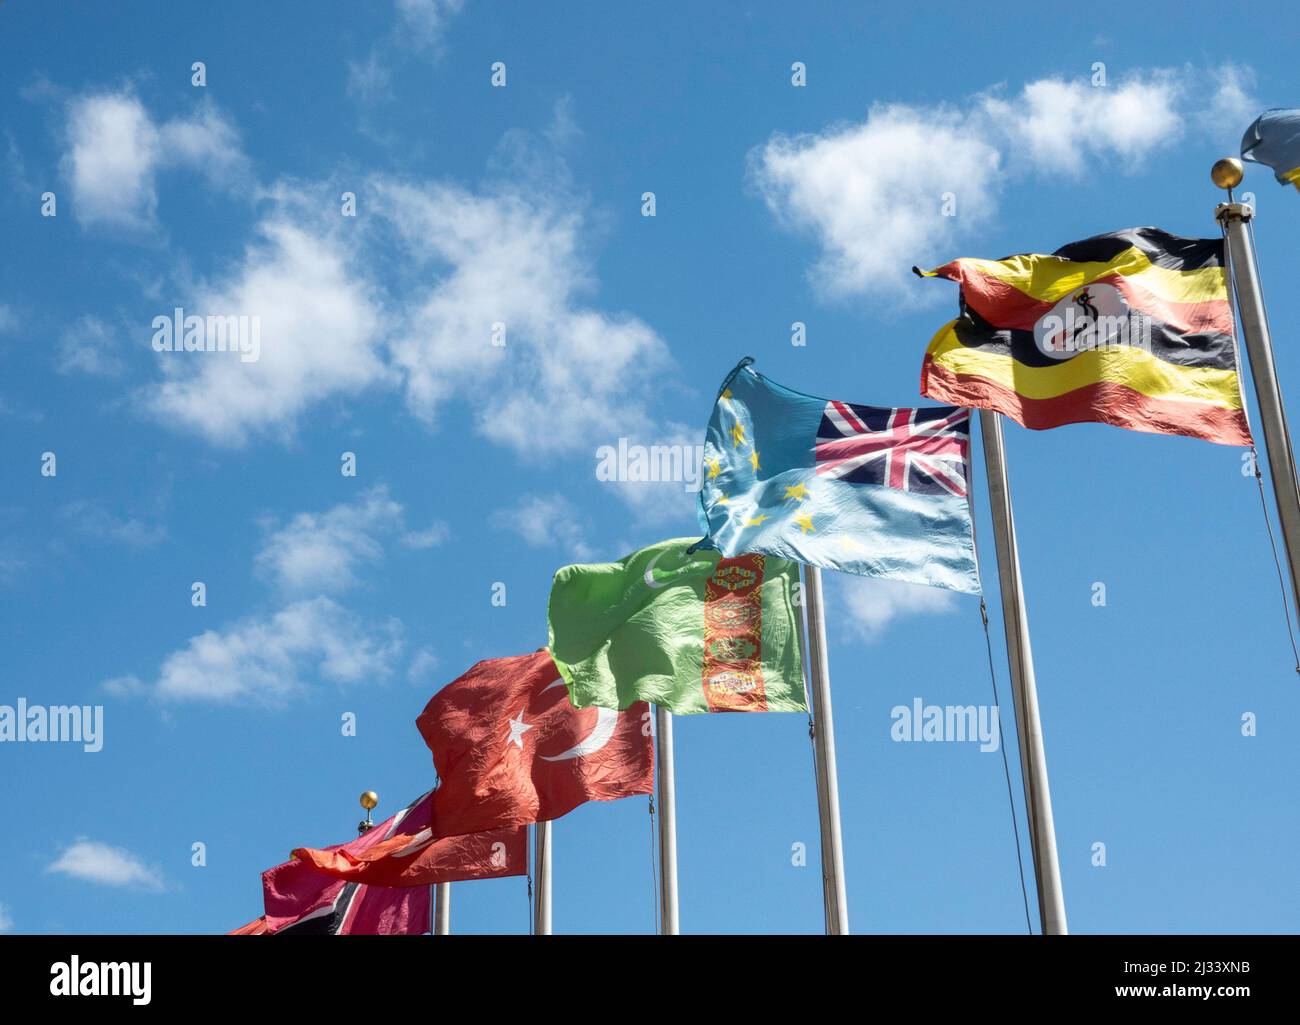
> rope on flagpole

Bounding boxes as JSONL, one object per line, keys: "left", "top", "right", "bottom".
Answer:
{"left": 525, "top": 824, "right": 534, "bottom": 935}
{"left": 979, "top": 598, "right": 1034, "bottom": 935}
{"left": 1224, "top": 219, "right": 1300, "bottom": 674}
{"left": 1250, "top": 452, "right": 1300, "bottom": 672}
{"left": 647, "top": 794, "right": 661, "bottom": 934}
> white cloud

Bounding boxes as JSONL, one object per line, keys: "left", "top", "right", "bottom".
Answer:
{"left": 255, "top": 487, "right": 404, "bottom": 595}
{"left": 57, "top": 315, "right": 122, "bottom": 377}
{"left": 103, "top": 674, "right": 146, "bottom": 698}
{"left": 372, "top": 175, "right": 670, "bottom": 455}
{"left": 401, "top": 522, "right": 450, "bottom": 549}
{"left": 492, "top": 493, "right": 593, "bottom": 560}
{"left": 62, "top": 92, "right": 159, "bottom": 229}
{"left": 60, "top": 499, "right": 163, "bottom": 548}
{"left": 0, "top": 902, "right": 12, "bottom": 933}
{"left": 983, "top": 72, "right": 1184, "bottom": 174}
{"left": 347, "top": 51, "right": 395, "bottom": 103}
{"left": 2, "top": 130, "right": 31, "bottom": 197}
{"left": 159, "top": 101, "right": 248, "bottom": 189}
{"left": 834, "top": 576, "right": 958, "bottom": 643}
{"left": 1198, "top": 64, "right": 1259, "bottom": 150}
{"left": 752, "top": 66, "right": 1249, "bottom": 302}
{"left": 753, "top": 105, "right": 1001, "bottom": 302}
{"left": 396, "top": 0, "right": 465, "bottom": 48}
{"left": 0, "top": 305, "right": 18, "bottom": 334}
{"left": 116, "top": 104, "right": 671, "bottom": 458}
{"left": 598, "top": 420, "right": 708, "bottom": 528}
{"left": 349, "top": 0, "right": 466, "bottom": 101}
{"left": 47, "top": 839, "right": 163, "bottom": 891}
{"left": 407, "top": 646, "right": 438, "bottom": 683}
{"left": 142, "top": 597, "right": 403, "bottom": 704}
{"left": 144, "top": 211, "right": 389, "bottom": 444}
{"left": 61, "top": 90, "right": 247, "bottom": 230}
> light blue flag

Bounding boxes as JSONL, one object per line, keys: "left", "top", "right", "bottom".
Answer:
{"left": 694, "top": 359, "right": 981, "bottom": 595}
{"left": 1242, "top": 108, "right": 1300, "bottom": 189}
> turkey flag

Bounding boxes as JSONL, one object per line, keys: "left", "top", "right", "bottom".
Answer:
{"left": 421, "top": 649, "right": 654, "bottom": 837}
{"left": 290, "top": 652, "right": 651, "bottom": 887}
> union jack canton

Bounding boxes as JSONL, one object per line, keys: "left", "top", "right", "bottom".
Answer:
{"left": 815, "top": 403, "right": 970, "bottom": 498}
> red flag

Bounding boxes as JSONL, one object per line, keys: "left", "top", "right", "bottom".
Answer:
{"left": 240, "top": 796, "right": 439, "bottom": 932}
{"left": 291, "top": 652, "right": 651, "bottom": 886}
{"left": 420, "top": 649, "right": 654, "bottom": 836}
{"left": 228, "top": 915, "right": 269, "bottom": 935}
{"left": 261, "top": 858, "right": 429, "bottom": 934}
{"left": 291, "top": 788, "right": 527, "bottom": 888}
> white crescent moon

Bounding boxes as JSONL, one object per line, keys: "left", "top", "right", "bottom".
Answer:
{"left": 644, "top": 550, "right": 669, "bottom": 589}
{"left": 538, "top": 678, "right": 619, "bottom": 761}
{"left": 389, "top": 829, "right": 435, "bottom": 858}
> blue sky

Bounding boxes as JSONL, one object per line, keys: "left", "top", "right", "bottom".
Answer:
{"left": 2, "top": 0, "right": 1298, "bottom": 935}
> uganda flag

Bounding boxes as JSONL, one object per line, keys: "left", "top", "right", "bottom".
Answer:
{"left": 917, "top": 228, "right": 1252, "bottom": 446}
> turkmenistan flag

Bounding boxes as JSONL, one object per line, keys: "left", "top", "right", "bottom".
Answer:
{"left": 548, "top": 538, "right": 806, "bottom": 715}
{"left": 917, "top": 228, "right": 1252, "bottom": 447}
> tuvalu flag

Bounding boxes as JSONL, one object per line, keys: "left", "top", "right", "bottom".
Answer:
{"left": 290, "top": 789, "right": 527, "bottom": 889}
{"left": 549, "top": 537, "right": 807, "bottom": 715}
{"left": 1242, "top": 109, "right": 1300, "bottom": 191}
{"left": 917, "top": 227, "right": 1252, "bottom": 447}
{"left": 694, "top": 364, "right": 981, "bottom": 595}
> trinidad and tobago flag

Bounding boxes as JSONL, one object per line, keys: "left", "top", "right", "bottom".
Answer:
{"left": 233, "top": 791, "right": 527, "bottom": 930}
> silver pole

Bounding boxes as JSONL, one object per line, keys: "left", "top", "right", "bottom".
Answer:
{"left": 802, "top": 564, "right": 849, "bottom": 935}
{"left": 979, "top": 410, "right": 1067, "bottom": 935}
{"left": 432, "top": 882, "right": 450, "bottom": 935}
{"left": 1218, "top": 199, "right": 1300, "bottom": 622}
{"left": 654, "top": 705, "right": 680, "bottom": 934}
{"left": 532, "top": 820, "right": 552, "bottom": 935}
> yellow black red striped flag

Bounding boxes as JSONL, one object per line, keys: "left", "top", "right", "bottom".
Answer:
{"left": 916, "top": 228, "right": 1252, "bottom": 446}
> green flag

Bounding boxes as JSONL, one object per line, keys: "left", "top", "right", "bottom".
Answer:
{"left": 547, "top": 537, "right": 806, "bottom": 715}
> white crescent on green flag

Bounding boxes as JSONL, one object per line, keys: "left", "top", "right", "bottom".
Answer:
{"left": 547, "top": 537, "right": 806, "bottom": 715}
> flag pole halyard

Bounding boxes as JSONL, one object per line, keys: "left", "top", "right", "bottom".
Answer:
{"left": 1215, "top": 159, "right": 1300, "bottom": 639}
{"left": 979, "top": 410, "right": 1067, "bottom": 934}
{"left": 802, "top": 564, "right": 849, "bottom": 934}
{"left": 654, "top": 705, "right": 680, "bottom": 934}
{"left": 532, "top": 820, "right": 552, "bottom": 934}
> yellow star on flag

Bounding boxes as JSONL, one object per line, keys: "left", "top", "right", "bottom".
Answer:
{"left": 749, "top": 448, "right": 760, "bottom": 472}
{"left": 745, "top": 513, "right": 768, "bottom": 527}
{"left": 783, "top": 482, "right": 809, "bottom": 503}
{"left": 731, "top": 422, "right": 745, "bottom": 447}
{"left": 707, "top": 457, "right": 721, "bottom": 479}
{"left": 794, "top": 511, "right": 816, "bottom": 535}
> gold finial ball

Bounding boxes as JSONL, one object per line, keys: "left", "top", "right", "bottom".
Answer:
{"left": 1211, "top": 157, "right": 1244, "bottom": 190}
{"left": 359, "top": 790, "right": 379, "bottom": 811}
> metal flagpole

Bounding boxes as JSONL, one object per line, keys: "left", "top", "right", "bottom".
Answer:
{"left": 654, "top": 705, "right": 680, "bottom": 934}
{"left": 978, "top": 410, "right": 1067, "bottom": 935}
{"left": 433, "top": 883, "right": 451, "bottom": 935}
{"left": 802, "top": 564, "right": 849, "bottom": 935}
{"left": 1214, "top": 158, "right": 1300, "bottom": 625}
{"left": 532, "top": 820, "right": 552, "bottom": 935}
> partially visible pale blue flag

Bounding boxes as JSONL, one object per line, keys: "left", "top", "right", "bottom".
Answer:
{"left": 1242, "top": 108, "right": 1300, "bottom": 190}
{"left": 695, "top": 359, "right": 981, "bottom": 595}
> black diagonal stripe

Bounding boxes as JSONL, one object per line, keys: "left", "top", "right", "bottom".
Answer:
{"left": 274, "top": 883, "right": 359, "bottom": 935}
{"left": 1044, "top": 228, "right": 1224, "bottom": 271}
{"left": 951, "top": 305, "right": 1239, "bottom": 371}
